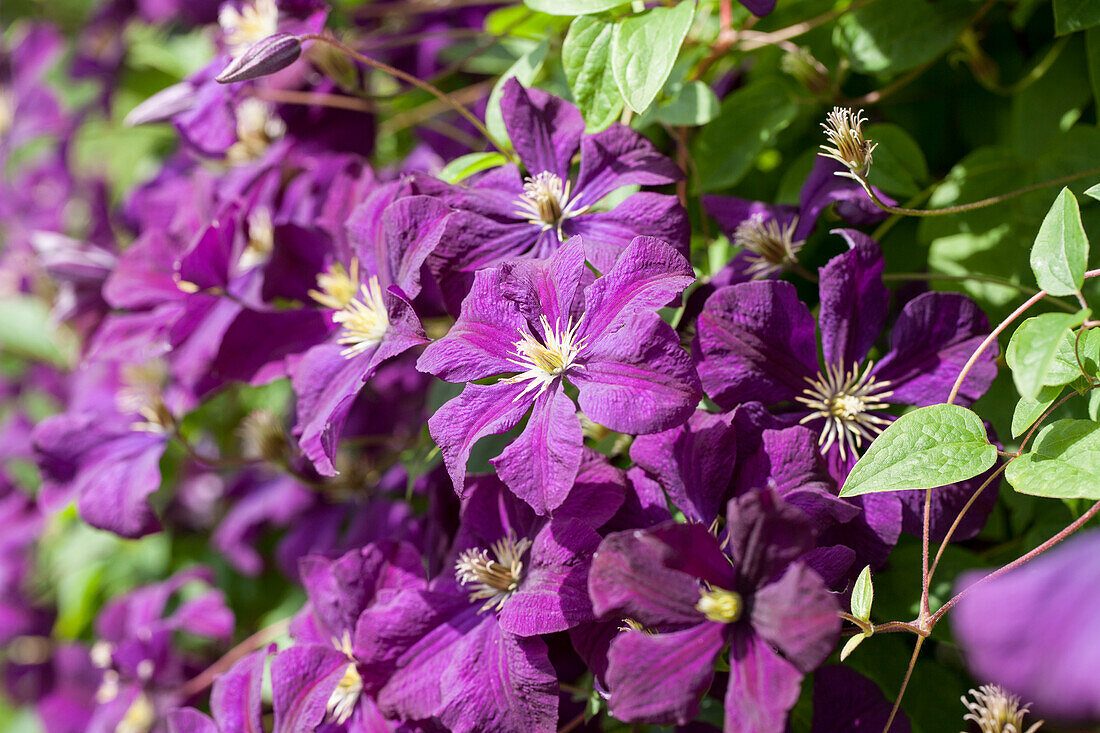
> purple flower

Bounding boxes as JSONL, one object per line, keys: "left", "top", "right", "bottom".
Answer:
{"left": 290, "top": 192, "right": 450, "bottom": 475}
{"left": 810, "top": 665, "right": 910, "bottom": 733}
{"left": 418, "top": 235, "right": 701, "bottom": 513}
{"left": 353, "top": 465, "right": 622, "bottom": 732}
{"left": 588, "top": 488, "right": 840, "bottom": 732}
{"left": 954, "top": 528, "right": 1100, "bottom": 723}
{"left": 167, "top": 645, "right": 273, "bottom": 733}
{"left": 693, "top": 231, "right": 999, "bottom": 541}
{"left": 424, "top": 79, "right": 687, "bottom": 310}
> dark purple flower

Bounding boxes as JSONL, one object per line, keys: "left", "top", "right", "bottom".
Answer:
{"left": 588, "top": 488, "right": 840, "bottom": 732}
{"left": 954, "top": 528, "right": 1100, "bottom": 723}
{"left": 424, "top": 79, "right": 687, "bottom": 310}
{"left": 167, "top": 644, "right": 273, "bottom": 733}
{"left": 418, "top": 235, "right": 701, "bottom": 514}
{"left": 693, "top": 231, "right": 999, "bottom": 541}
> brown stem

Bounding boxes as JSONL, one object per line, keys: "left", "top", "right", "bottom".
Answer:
{"left": 881, "top": 273, "right": 1077, "bottom": 312}
{"left": 735, "top": 0, "right": 878, "bottom": 49}
{"left": 179, "top": 618, "right": 290, "bottom": 699}
{"left": 378, "top": 78, "right": 495, "bottom": 136}
{"left": 557, "top": 710, "right": 588, "bottom": 733}
{"left": 881, "top": 635, "right": 925, "bottom": 733}
{"left": 251, "top": 87, "right": 374, "bottom": 113}
{"left": 927, "top": 461, "right": 1010, "bottom": 582}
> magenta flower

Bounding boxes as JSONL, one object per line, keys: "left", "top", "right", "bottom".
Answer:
{"left": 588, "top": 488, "right": 840, "bottom": 732}
{"left": 418, "top": 235, "right": 701, "bottom": 514}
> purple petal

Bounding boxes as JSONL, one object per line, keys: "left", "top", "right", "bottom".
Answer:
{"left": 693, "top": 281, "right": 819, "bottom": 409}
{"left": 416, "top": 268, "right": 529, "bottom": 383}
{"left": 750, "top": 563, "right": 839, "bottom": 671}
{"left": 818, "top": 230, "right": 888, "bottom": 368}
{"left": 438, "top": 615, "right": 558, "bottom": 733}
{"left": 210, "top": 645, "right": 273, "bottom": 733}
{"left": 271, "top": 644, "right": 352, "bottom": 733}
{"left": 703, "top": 195, "right": 797, "bottom": 239}
{"left": 497, "top": 236, "right": 587, "bottom": 330}
{"left": 292, "top": 343, "right": 374, "bottom": 477}
{"left": 648, "top": 522, "right": 737, "bottom": 590}
{"left": 606, "top": 623, "right": 725, "bottom": 725}
{"left": 492, "top": 385, "right": 583, "bottom": 515}
{"left": 872, "top": 291, "right": 995, "bottom": 407}
{"left": 797, "top": 158, "right": 890, "bottom": 239}
{"left": 554, "top": 450, "right": 627, "bottom": 529}
{"left": 168, "top": 709, "right": 218, "bottom": 733}
{"left": 574, "top": 313, "right": 701, "bottom": 434}
{"left": 726, "top": 489, "right": 816, "bottom": 589}
{"left": 724, "top": 631, "right": 803, "bottom": 733}
{"left": 427, "top": 381, "right": 534, "bottom": 497}
{"left": 500, "top": 79, "right": 584, "bottom": 182}
{"left": 74, "top": 431, "right": 167, "bottom": 539}
{"left": 380, "top": 195, "right": 452, "bottom": 297}
{"left": 810, "top": 665, "right": 911, "bottom": 733}
{"left": 499, "top": 518, "right": 601, "bottom": 635}
{"left": 564, "top": 193, "right": 690, "bottom": 275}
{"left": 574, "top": 124, "right": 683, "bottom": 204}
{"left": 631, "top": 410, "right": 737, "bottom": 523}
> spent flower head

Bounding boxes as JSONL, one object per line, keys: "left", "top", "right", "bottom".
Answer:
{"left": 819, "top": 107, "right": 877, "bottom": 180}
{"left": 961, "top": 685, "right": 1043, "bottom": 733}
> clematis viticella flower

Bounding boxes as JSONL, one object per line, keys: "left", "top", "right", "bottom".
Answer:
{"left": 168, "top": 644, "right": 273, "bottom": 733}
{"left": 953, "top": 528, "right": 1100, "bottom": 724}
{"left": 418, "top": 235, "right": 701, "bottom": 514}
{"left": 588, "top": 488, "right": 840, "bottom": 732}
{"left": 422, "top": 78, "right": 688, "bottom": 311}
{"left": 693, "top": 230, "right": 1000, "bottom": 544}
{"left": 352, "top": 459, "right": 625, "bottom": 733}
{"left": 291, "top": 191, "right": 451, "bottom": 475}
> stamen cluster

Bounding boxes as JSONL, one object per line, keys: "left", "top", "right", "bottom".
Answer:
{"left": 455, "top": 535, "right": 533, "bottom": 612}
{"left": 796, "top": 361, "right": 893, "bottom": 460}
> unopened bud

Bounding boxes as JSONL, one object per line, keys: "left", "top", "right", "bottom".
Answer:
{"left": 124, "top": 81, "right": 196, "bottom": 127}
{"left": 216, "top": 33, "right": 302, "bottom": 84}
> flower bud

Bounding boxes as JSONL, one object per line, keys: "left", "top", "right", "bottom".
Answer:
{"left": 216, "top": 32, "right": 302, "bottom": 84}
{"left": 124, "top": 81, "right": 196, "bottom": 126}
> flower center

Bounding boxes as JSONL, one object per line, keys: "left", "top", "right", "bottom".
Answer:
{"left": 326, "top": 663, "right": 364, "bottom": 725}
{"left": 310, "top": 260, "right": 360, "bottom": 311}
{"left": 332, "top": 276, "right": 390, "bottom": 358}
{"left": 503, "top": 315, "right": 587, "bottom": 398}
{"left": 455, "top": 535, "right": 533, "bottom": 613}
{"left": 0, "top": 87, "right": 13, "bottom": 138}
{"left": 961, "top": 685, "right": 1042, "bottom": 733}
{"left": 227, "top": 98, "right": 285, "bottom": 164}
{"left": 117, "top": 361, "right": 174, "bottom": 433}
{"left": 819, "top": 107, "right": 878, "bottom": 179}
{"left": 733, "top": 214, "right": 804, "bottom": 279}
{"left": 117, "top": 692, "right": 156, "bottom": 733}
{"left": 514, "top": 171, "right": 590, "bottom": 238}
{"left": 696, "top": 588, "right": 743, "bottom": 624}
{"left": 219, "top": 0, "right": 279, "bottom": 57}
{"left": 796, "top": 361, "right": 893, "bottom": 460}
{"left": 237, "top": 207, "right": 274, "bottom": 271}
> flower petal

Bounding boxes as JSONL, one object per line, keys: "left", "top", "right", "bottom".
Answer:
{"left": 818, "top": 229, "right": 888, "bottom": 368}
{"left": 565, "top": 193, "right": 690, "bottom": 276}
{"left": 724, "top": 631, "right": 803, "bottom": 733}
{"left": 751, "top": 563, "right": 840, "bottom": 672}
{"left": 501, "top": 78, "right": 584, "bottom": 182}
{"left": 271, "top": 644, "right": 354, "bottom": 733}
{"left": 574, "top": 124, "right": 683, "bottom": 204}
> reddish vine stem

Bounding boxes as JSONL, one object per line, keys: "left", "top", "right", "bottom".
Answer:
{"left": 926, "top": 461, "right": 1010, "bottom": 582}
{"left": 881, "top": 635, "right": 925, "bottom": 733}
{"left": 179, "top": 618, "right": 290, "bottom": 698}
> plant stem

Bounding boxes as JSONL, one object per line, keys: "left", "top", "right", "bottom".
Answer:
{"left": 927, "top": 461, "right": 1010, "bottom": 582}
{"left": 880, "top": 273, "right": 1076, "bottom": 311}
{"left": 179, "top": 618, "right": 289, "bottom": 698}
{"left": 881, "top": 635, "right": 925, "bottom": 733}
{"left": 301, "top": 33, "right": 513, "bottom": 161}
{"left": 251, "top": 87, "right": 374, "bottom": 113}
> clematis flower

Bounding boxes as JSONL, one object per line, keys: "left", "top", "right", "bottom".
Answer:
{"left": 954, "top": 528, "right": 1100, "bottom": 723}
{"left": 692, "top": 231, "right": 999, "bottom": 540}
{"left": 424, "top": 78, "right": 688, "bottom": 310}
{"left": 291, "top": 192, "right": 450, "bottom": 475}
{"left": 588, "top": 488, "right": 840, "bottom": 732}
{"left": 418, "top": 235, "right": 701, "bottom": 514}
{"left": 354, "top": 463, "right": 623, "bottom": 732}
{"left": 167, "top": 645, "right": 273, "bottom": 733}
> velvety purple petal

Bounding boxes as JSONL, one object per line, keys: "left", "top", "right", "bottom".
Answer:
{"left": 168, "top": 709, "right": 218, "bottom": 733}
{"left": 271, "top": 644, "right": 353, "bottom": 733}
{"left": 554, "top": 449, "right": 627, "bottom": 529}
{"left": 178, "top": 212, "right": 235, "bottom": 291}
{"left": 579, "top": 235, "right": 694, "bottom": 342}
{"left": 75, "top": 431, "right": 167, "bottom": 539}
{"left": 589, "top": 526, "right": 704, "bottom": 627}
{"left": 574, "top": 124, "right": 683, "bottom": 204}
{"left": 574, "top": 312, "right": 701, "bottom": 434}
{"left": 261, "top": 224, "right": 332, "bottom": 303}
{"left": 703, "top": 195, "right": 797, "bottom": 239}
{"left": 170, "top": 590, "right": 234, "bottom": 639}
{"left": 726, "top": 489, "right": 816, "bottom": 590}
{"left": 564, "top": 193, "right": 690, "bottom": 275}
{"left": 818, "top": 230, "right": 888, "bottom": 368}
{"left": 453, "top": 474, "right": 539, "bottom": 553}
{"left": 751, "top": 563, "right": 840, "bottom": 671}
{"left": 428, "top": 380, "right": 534, "bottom": 497}
{"left": 693, "top": 281, "right": 819, "bottom": 409}
{"left": 872, "top": 292, "right": 995, "bottom": 407}
{"left": 380, "top": 195, "right": 452, "bottom": 297}
{"left": 210, "top": 645, "right": 273, "bottom": 733}
{"left": 499, "top": 518, "right": 601, "bottom": 635}
{"left": 648, "top": 522, "right": 737, "bottom": 590}
{"left": 416, "top": 268, "right": 528, "bottom": 382}
{"left": 213, "top": 476, "right": 314, "bottom": 576}
{"left": 492, "top": 385, "right": 583, "bottom": 515}
{"left": 438, "top": 615, "right": 558, "bottom": 733}
{"left": 605, "top": 623, "right": 725, "bottom": 725}
{"left": 292, "top": 343, "right": 374, "bottom": 477}
{"left": 630, "top": 410, "right": 737, "bottom": 523}
{"left": 500, "top": 78, "right": 583, "bottom": 182}
{"left": 724, "top": 631, "right": 803, "bottom": 733}
{"left": 953, "top": 529, "right": 1100, "bottom": 722}
{"left": 825, "top": 492, "right": 902, "bottom": 570}
{"left": 810, "top": 665, "right": 911, "bottom": 733}
{"left": 739, "top": 0, "right": 776, "bottom": 15}
{"left": 803, "top": 545, "right": 857, "bottom": 591}
{"left": 497, "top": 236, "right": 587, "bottom": 330}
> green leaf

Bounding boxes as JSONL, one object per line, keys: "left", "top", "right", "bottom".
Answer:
{"left": 485, "top": 6, "right": 570, "bottom": 39}
{"left": 840, "top": 632, "right": 870, "bottom": 662}
{"left": 525, "top": 0, "right": 629, "bottom": 15}
{"left": 693, "top": 80, "right": 797, "bottom": 191}
{"left": 1086, "top": 181, "right": 1100, "bottom": 202}
{"left": 851, "top": 565, "right": 874, "bottom": 621}
{"left": 840, "top": 404, "right": 997, "bottom": 498}
{"left": 1006, "top": 310, "right": 1090, "bottom": 400}
{"left": 611, "top": 1, "right": 696, "bottom": 114}
{"left": 437, "top": 152, "right": 508, "bottom": 184}
{"left": 833, "top": 0, "right": 973, "bottom": 75}
{"left": 1012, "top": 384, "right": 1064, "bottom": 438}
{"left": 1090, "top": 389, "right": 1100, "bottom": 421}
{"left": 485, "top": 40, "right": 549, "bottom": 150}
{"left": 864, "top": 123, "right": 928, "bottom": 198}
{"left": 1006, "top": 419, "right": 1100, "bottom": 499}
{"left": 653, "top": 80, "right": 720, "bottom": 126}
{"left": 1054, "top": 0, "right": 1100, "bottom": 35}
{"left": 0, "top": 296, "right": 76, "bottom": 366}
{"left": 1031, "top": 187, "right": 1089, "bottom": 297}
{"left": 563, "top": 16, "right": 623, "bottom": 132}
